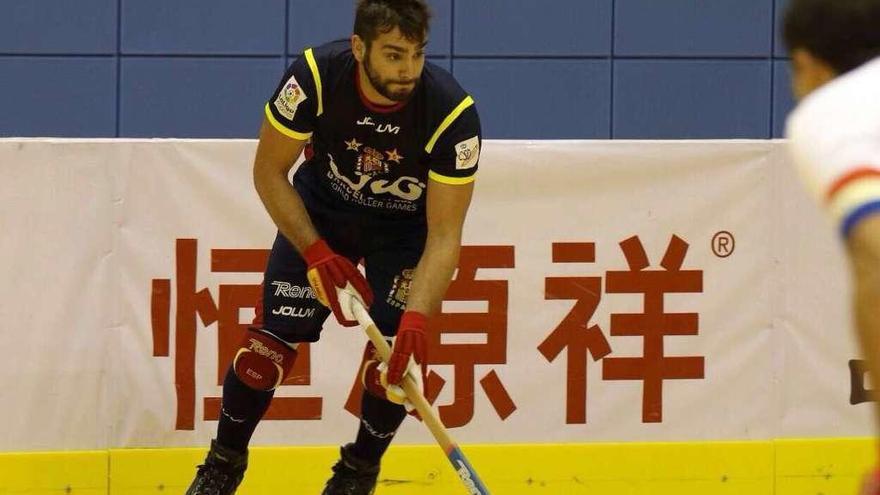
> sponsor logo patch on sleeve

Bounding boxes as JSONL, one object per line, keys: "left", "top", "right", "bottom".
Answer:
{"left": 455, "top": 135, "right": 480, "bottom": 170}
{"left": 273, "top": 75, "right": 307, "bottom": 120}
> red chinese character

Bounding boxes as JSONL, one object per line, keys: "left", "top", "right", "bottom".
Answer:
{"left": 539, "top": 242, "right": 612, "bottom": 424}
{"left": 150, "top": 239, "right": 322, "bottom": 430}
{"left": 344, "top": 246, "right": 517, "bottom": 428}
{"left": 430, "top": 246, "right": 517, "bottom": 427}
{"left": 602, "top": 235, "right": 705, "bottom": 423}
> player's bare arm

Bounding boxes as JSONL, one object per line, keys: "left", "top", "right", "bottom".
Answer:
{"left": 252, "top": 117, "right": 320, "bottom": 253}
{"left": 406, "top": 178, "right": 474, "bottom": 315}
{"left": 847, "top": 212, "right": 880, "bottom": 430}
{"left": 385, "top": 178, "right": 474, "bottom": 385}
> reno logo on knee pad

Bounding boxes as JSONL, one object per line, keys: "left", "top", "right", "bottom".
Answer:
{"left": 247, "top": 338, "right": 286, "bottom": 366}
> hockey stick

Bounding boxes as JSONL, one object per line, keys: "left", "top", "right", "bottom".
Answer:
{"left": 347, "top": 297, "right": 491, "bottom": 495}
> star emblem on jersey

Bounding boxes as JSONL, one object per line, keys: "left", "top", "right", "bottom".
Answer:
{"left": 345, "top": 138, "right": 363, "bottom": 152}
{"left": 385, "top": 148, "right": 404, "bottom": 164}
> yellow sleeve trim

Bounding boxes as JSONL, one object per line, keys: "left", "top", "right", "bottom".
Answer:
{"left": 424, "top": 95, "right": 475, "bottom": 153}
{"left": 304, "top": 48, "right": 323, "bottom": 117}
{"left": 428, "top": 170, "right": 476, "bottom": 185}
{"left": 264, "top": 103, "right": 313, "bottom": 140}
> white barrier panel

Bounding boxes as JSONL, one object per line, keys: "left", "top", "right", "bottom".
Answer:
{"left": 0, "top": 139, "right": 869, "bottom": 451}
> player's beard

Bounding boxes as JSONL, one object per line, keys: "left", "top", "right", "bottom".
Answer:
{"left": 363, "top": 52, "right": 417, "bottom": 102}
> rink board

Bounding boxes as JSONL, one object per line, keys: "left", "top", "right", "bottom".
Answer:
{"left": 0, "top": 438, "right": 873, "bottom": 495}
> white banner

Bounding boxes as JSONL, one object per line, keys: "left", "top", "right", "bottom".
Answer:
{"left": 0, "top": 139, "right": 870, "bottom": 451}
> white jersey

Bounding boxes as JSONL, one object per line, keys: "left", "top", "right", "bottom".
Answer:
{"left": 786, "top": 56, "right": 880, "bottom": 237}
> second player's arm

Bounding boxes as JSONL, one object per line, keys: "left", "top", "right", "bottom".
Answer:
{"left": 405, "top": 179, "right": 475, "bottom": 316}
{"left": 252, "top": 118, "right": 321, "bottom": 253}
{"left": 847, "top": 213, "right": 880, "bottom": 431}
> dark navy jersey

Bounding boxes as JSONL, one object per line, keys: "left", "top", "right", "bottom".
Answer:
{"left": 265, "top": 40, "right": 481, "bottom": 222}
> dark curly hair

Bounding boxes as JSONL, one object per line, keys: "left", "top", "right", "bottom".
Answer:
{"left": 354, "top": 0, "right": 432, "bottom": 47}
{"left": 783, "top": 0, "right": 880, "bottom": 73}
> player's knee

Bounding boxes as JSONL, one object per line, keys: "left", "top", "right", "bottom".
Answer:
{"left": 233, "top": 329, "right": 298, "bottom": 391}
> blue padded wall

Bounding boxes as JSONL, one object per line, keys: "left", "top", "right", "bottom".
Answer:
{"left": 454, "top": 0, "right": 611, "bottom": 56}
{"left": 121, "top": 0, "right": 285, "bottom": 55}
{"left": 615, "top": 0, "right": 772, "bottom": 56}
{"left": 120, "top": 58, "right": 284, "bottom": 138}
{"left": 0, "top": 0, "right": 117, "bottom": 54}
{"left": 288, "top": 1, "right": 354, "bottom": 53}
{"left": 455, "top": 59, "right": 611, "bottom": 138}
{"left": 0, "top": 58, "right": 116, "bottom": 137}
{"left": 2, "top": 0, "right": 797, "bottom": 139}
{"left": 773, "top": 60, "right": 796, "bottom": 138}
{"left": 614, "top": 60, "right": 772, "bottom": 139}
{"left": 775, "top": 0, "right": 791, "bottom": 57}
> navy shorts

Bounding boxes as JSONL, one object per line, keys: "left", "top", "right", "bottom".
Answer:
{"left": 253, "top": 195, "right": 426, "bottom": 344}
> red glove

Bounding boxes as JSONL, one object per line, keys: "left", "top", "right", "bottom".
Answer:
{"left": 862, "top": 467, "right": 880, "bottom": 495}
{"left": 387, "top": 311, "right": 428, "bottom": 385}
{"left": 303, "top": 239, "right": 373, "bottom": 327}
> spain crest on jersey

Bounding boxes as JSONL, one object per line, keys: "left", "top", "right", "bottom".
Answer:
{"left": 386, "top": 268, "right": 414, "bottom": 310}
{"left": 357, "top": 146, "right": 390, "bottom": 177}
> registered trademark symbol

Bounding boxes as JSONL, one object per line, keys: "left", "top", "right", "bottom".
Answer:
{"left": 712, "top": 231, "right": 735, "bottom": 258}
